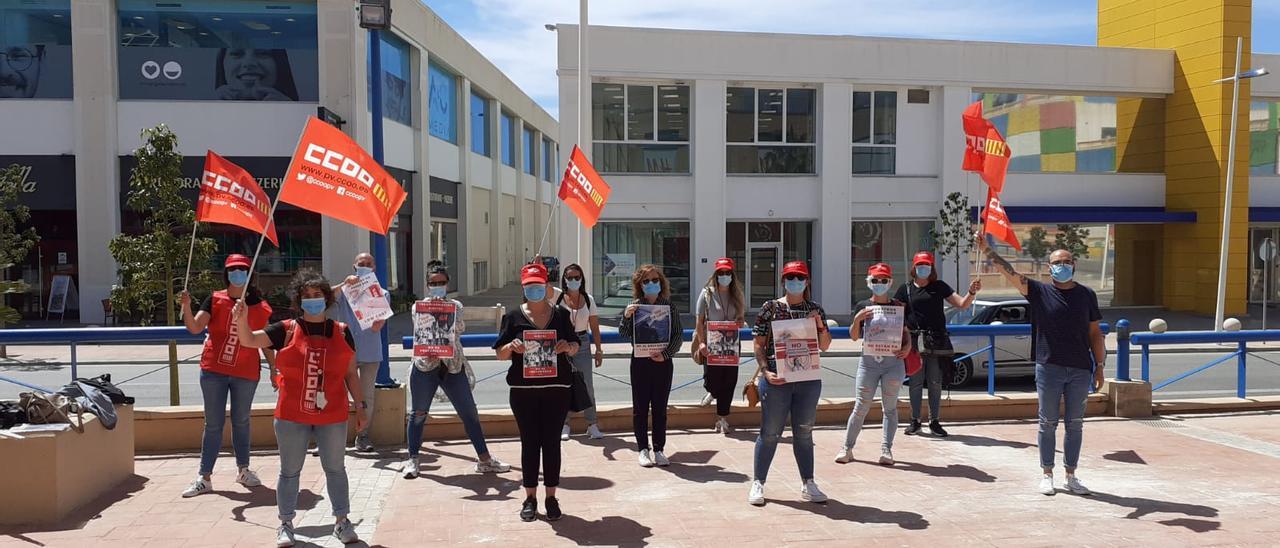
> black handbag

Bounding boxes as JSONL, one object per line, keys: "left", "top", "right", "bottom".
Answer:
{"left": 920, "top": 329, "right": 955, "bottom": 358}
{"left": 569, "top": 370, "right": 593, "bottom": 413}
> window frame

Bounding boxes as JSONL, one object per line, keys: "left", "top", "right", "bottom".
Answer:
{"left": 726, "top": 85, "right": 818, "bottom": 175}
{"left": 427, "top": 61, "right": 458, "bottom": 144}
{"left": 523, "top": 127, "right": 536, "bottom": 175}
{"left": 500, "top": 112, "right": 515, "bottom": 167}
{"left": 470, "top": 91, "right": 491, "bottom": 157}
{"left": 591, "top": 81, "right": 692, "bottom": 175}
{"left": 852, "top": 89, "right": 898, "bottom": 176}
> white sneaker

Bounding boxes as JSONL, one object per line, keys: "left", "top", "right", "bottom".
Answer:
{"left": 235, "top": 468, "right": 262, "bottom": 487}
{"left": 1065, "top": 474, "right": 1092, "bottom": 496}
{"left": 800, "top": 479, "right": 828, "bottom": 503}
{"left": 475, "top": 457, "right": 511, "bottom": 473}
{"left": 402, "top": 456, "right": 420, "bottom": 479}
{"left": 714, "top": 417, "right": 731, "bottom": 434}
{"left": 834, "top": 448, "right": 855, "bottom": 464}
{"left": 748, "top": 480, "right": 766, "bottom": 506}
{"left": 654, "top": 451, "right": 670, "bottom": 467}
{"left": 333, "top": 518, "right": 359, "bottom": 544}
{"left": 638, "top": 449, "right": 655, "bottom": 468}
{"left": 561, "top": 424, "right": 571, "bottom": 441}
{"left": 276, "top": 521, "right": 296, "bottom": 547}
{"left": 878, "top": 448, "right": 895, "bottom": 466}
{"left": 587, "top": 423, "right": 604, "bottom": 439}
{"left": 700, "top": 392, "right": 714, "bottom": 407}
{"left": 181, "top": 477, "right": 211, "bottom": 498}
{"left": 1039, "top": 473, "right": 1056, "bottom": 496}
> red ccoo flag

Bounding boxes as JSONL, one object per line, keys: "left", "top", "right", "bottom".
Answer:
{"left": 980, "top": 188, "right": 1021, "bottom": 252}
{"left": 279, "top": 117, "right": 407, "bottom": 234}
{"left": 558, "top": 145, "right": 611, "bottom": 228}
{"left": 198, "top": 151, "right": 278, "bottom": 246}
{"left": 962, "top": 101, "right": 1012, "bottom": 194}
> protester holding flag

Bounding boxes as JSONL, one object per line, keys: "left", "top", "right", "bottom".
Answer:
{"left": 694, "top": 258, "right": 746, "bottom": 434}
{"left": 895, "top": 252, "right": 981, "bottom": 437}
{"left": 330, "top": 252, "right": 389, "bottom": 452}
{"left": 556, "top": 263, "right": 605, "bottom": 440}
{"left": 494, "top": 262, "right": 578, "bottom": 522}
{"left": 749, "top": 261, "right": 832, "bottom": 507}
{"left": 618, "top": 265, "right": 683, "bottom": 468}
{"left": 177, "top": 254, "right": 275, "bottom": 498}
{"left": 232, "top": 270, "right": 366, "bottom": 546}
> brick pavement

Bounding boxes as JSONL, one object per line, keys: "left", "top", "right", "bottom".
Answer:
{"left": 4, "top": 411, "right": 1280, "bottom": 546}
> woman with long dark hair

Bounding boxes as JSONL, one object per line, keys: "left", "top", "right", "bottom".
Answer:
{"left": 214, "top": 46, "right": 299, "bottom": 101}
{"left": 694, "top": 257, "right": 746, "bottom": 434}
{"left": 619, "top": 264, "right": 683, "bottom": 468}
{"left": 555, "top": 263, "right": 604, "bottom": 440}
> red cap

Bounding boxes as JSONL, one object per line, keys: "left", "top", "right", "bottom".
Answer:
{"left": 520, "top": 263, "right": 548, "bottom": 285}
{"left": 912, "top": 251, "right": 935, "bottom": 267}
{"left": 714, "top": 257, "right": 735, "bottom": 272}
{"left": 781, "top": 261, "right": 810, "bottom": 278}
{"left": 225, "top": 254, "right": 251, "bottom": 269}
{"left": 868, "top": 263, "right": 893, "bottom": 278}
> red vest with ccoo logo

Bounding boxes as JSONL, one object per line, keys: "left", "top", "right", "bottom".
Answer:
{"left": 274, "top": 320, "right": 355, "bottom": 425}
{"left": 200, "top": 290, "right": 273, "bottom": 381}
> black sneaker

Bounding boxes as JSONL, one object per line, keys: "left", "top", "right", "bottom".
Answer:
{"left": 929, "top": 421, "right": 949, "bottom": 437}
{"left": 545, "top": 496, "right": 563, "bottom": 521}
{"left": 520, "top": 497, "right": 538, "bottom": 522}
{"left": 905, "top": 420, "right": 922, "bottom": 436}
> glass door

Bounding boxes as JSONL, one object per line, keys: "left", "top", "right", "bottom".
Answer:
{"left": 1250, "top": 227, "right": 1280, "bottom": 304}
{"left": 747, "top": 244, "right": 782, "bottom": 310}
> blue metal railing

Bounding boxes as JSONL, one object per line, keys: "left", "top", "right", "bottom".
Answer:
{"left": 0, "top": 327, "right": 205, "bottom": 380}
{"left": 1129, "top": 328, "right": 1280, "bottom": 398}
{"left": 948, "top": 322, "right": 1112, "bottom": 396}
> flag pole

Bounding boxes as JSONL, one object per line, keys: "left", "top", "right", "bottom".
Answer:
{"left": 182, "top": 219, "right": 199, "bottom": 292}
{"left": 535, "top": 198, "right": 565, "bottom": 258}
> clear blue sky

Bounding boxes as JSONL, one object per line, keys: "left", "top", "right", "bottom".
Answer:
{"left": 424, "top": 0, "right": 1280, "bottom": 118}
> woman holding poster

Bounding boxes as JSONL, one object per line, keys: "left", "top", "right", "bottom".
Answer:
{"left": 618, "top": 265, "right": 683, "bottom": 469}
{"left": 749, "top": 260, "right": 832, "bottom": 507}
{"left": 402, "top": 262, "right": 511, "bottom": 480}
{"left": 494, "top": 263, "right": 578, "bottom": 523}
{"left": 693, "top": 257, "right": 746, "bottom": 434}
{"left": 555, "top": 263, "right": 605, "bottom": 440}
{"left": 837, "top": 263, "right": 913, "bottom": 466}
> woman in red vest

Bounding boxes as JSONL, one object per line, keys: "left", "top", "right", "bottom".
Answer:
{"left": 178, "top": 254, "right": 275, "bottom": 498}
{"left": 233, "top": 270, "right": 368, "bottom": 547}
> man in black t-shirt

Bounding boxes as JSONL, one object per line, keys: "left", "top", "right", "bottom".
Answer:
{"left": 979, "top": 234, "right": 1105, "bottom": 498}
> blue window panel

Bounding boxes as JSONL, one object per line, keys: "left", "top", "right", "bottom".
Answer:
{"left": 470, "top": 92, "right": 490, "bottom": 156}
{"left": 989, "top": 114, "right": 1009, "bottom": 139}
{"left": 1008, "top": 154, "right": 1040, "bottom": 172}
{"left": 427, "top": 62, "right": 457, "bottom": 143}
{"left": 1076, "top": 148, "right": 1115, "bottom": 173}
{"left": 523, "top": 128, "right": 535, "bottom": 174}
{"left": 366, "top": 32, "right": 411, "bottom": 125}
{"left": 500, "top": 114, "right": 514, "bottom": 166}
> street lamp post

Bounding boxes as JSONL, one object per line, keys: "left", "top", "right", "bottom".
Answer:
{"left": 1212, "top": 36, "right": 1269, "bottom": 331}
{"left": 359, "top": 0, "right": 395, "bottom": 385}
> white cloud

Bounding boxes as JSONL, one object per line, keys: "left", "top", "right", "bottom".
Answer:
{"left": 443, "top": 0, "right": 1098, "bottom": 119}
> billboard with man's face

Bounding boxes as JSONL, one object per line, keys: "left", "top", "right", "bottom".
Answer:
{"left": 0, "top": 0, "right": 73, "bottom": 99}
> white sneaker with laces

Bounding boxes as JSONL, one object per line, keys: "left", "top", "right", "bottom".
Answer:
{"left": 1039, "top": 473, "right": 1056, "bottom": 496}
{"left": 1065, "top": 474, "right": 1092, "bottom": 495}
{"left": 638, "top": 449, "right": 655, "bottom": 468}
{"left": 748, "top": 480, "right": 766, "bottom": 506}
{"left": 587, "top": 423, "right": 604, "bottom": 439}
{"left": 561, "top": 424, "right": 571, "bottom": 441}
{"left": 715, "top": 417, "right": 731, "bottom": 434}
{"left": 475, "top": 457, "right": 511, "bottom": 473}
{"left": 654, "top": 451, "right": 670, "bottom": 467}
{"left": 276, "top": 521, "right": 296, "bottom": 547}
{"left": 800, "top": 479, "right": 828, "bottom": 503}
{"left": 333, "top": 518, "right": 359, "bottom": 544}
{"left": 402, "top": 456, "right": 420, "bottom": 479}
{"left": 700, "top": 392, "right": 714, "bottom": 407}
{"left": 834, "top": 448, "right": 855, "bottom": 464}
{"left": 181, "top": 477, "right": 211, "bottom": 498}
{"left": 235, "top": 468, "right": 262, "bottom": 487}
{"left": 878, "top": 448, "right": 895, "bottom": 466}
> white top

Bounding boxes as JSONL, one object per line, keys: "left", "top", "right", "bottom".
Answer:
{"left": 557, "top": 291, "right": 598, "bottom": 332}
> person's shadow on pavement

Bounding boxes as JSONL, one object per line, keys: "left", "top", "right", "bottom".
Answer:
{"left": 771, "top": 498, "right": 931, "bottom": 530}
{"left": 657, "top": 450, "right": 750, "bottom": 484}
{"left": 577, "top": 433, "right": 634, "bottom": 462}
{"left": 1085, "top": 492, "right": 1220, "bottom": 532}
{"left": 549, "top": 515, "right": 655, "bottom": 547}
{"left": 213, "top": 485, "right": 322, "bottom": 523}
{"left": 292, "top": 520, "right": 388, "bottom": 548}
{"left": 890, "top": 461, "right": 998, "bottom": 483}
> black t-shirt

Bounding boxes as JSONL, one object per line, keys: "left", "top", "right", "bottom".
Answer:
{"left": 493, "top": 306, "right": 577, "bottom": 387}
{"left": 1026, "top": 280, "right": 1102, "bottom": 370}
{"left": 263, "top": 319, "right": 355, "bottom": 351}
{"left": 893, "top": 280, "right": 954, "bottom": 333}
{"left": 199, "top": 292, "right": 264, "bottom": 313}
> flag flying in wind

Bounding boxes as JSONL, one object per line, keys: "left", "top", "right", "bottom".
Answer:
{"left": 279, "top": 117, "right": 407, "bottom": 235}
{"left": 981, "top": 188, "right": 1021, "bottom": 252}
{"left": 962, "top": 101, "right": 1011, "bottom": 194}
{"left": 197, "top": 151, "right": 278, "bottom": 246}
{"left": 558, "top": 145, "right": 611, "bottom": 228}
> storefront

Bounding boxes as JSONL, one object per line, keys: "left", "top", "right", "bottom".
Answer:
{"left": 725, "top": 221, "right": 814, "bottom": 310}
{"left": 1250, "top": 225, "right": 1280, "bottom": 305}
{"left": 428, "top": 176, "right": 460, "bottom": 293}
{"left": 592, "top": 221, "right": 691, "bottom": 314}
{"left": 4, "top": 155, "right": 78, "bottom": 319}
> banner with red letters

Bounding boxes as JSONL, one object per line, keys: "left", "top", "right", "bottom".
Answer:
{"left": 279, "top": 117, "right": 407, "bottom": 234}
{"left": 962, "top": 101, "right": 1011, "bottom": 194}
{"left": 198, "top": 151, "right": 278, "bottom": 246}
{"left": 557, "top": 145, "right": 611, "bottom": 228}
{"left": 981, "top": 188, "right": 1021, "bottom": 252}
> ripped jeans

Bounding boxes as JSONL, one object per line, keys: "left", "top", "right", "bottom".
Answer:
{"left": 753, "top": 377, "right": 822, "bottom": 483}
{"left": 407, "top": 365, "right": 489, "bottom": 458}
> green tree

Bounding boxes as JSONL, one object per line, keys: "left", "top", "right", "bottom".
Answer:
{"left": 1022, "top": 226, "right": 1051, "bottom": 271}
{"left": 0, "top": 164, "right": 41, "bottom": 357}
{"left": 929, "top": 191, "right": 974, "bottom": 284}
{"left": 109, "top": 125, "right": 217, "bottom": 404}
{"left": 1054, "top": 224, "right": 1092, "bottom": 260}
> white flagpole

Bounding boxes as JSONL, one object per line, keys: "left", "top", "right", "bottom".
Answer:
{"left": 576, "top": 0, "right": 587, "bottom": 267}
{"left": 182, "top": 219, "right": 198, "bottom": 292}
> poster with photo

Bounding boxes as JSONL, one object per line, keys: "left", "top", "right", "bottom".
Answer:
{"left": 632, "top": 304, "right": 671, "bottom": 357}
{"left": 413, "top": 300, "right": 457, "bottom": 359}
{"left": 522, "top": 330, "right": 557, "bottom": 378}
{"left": 706, "top": 321, "right": 741, "bottom": 366}
{"left": 772, "top": 318, "right": 821, "bottom": 382}
{"left": 341, "top": 272, "right": 393, "bottom": 330}
{"left": 863, "top": 305, "right": 906, "bottom": 357}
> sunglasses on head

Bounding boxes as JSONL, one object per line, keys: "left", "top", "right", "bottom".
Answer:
{"left": 784, "top": 275, "right": 807, "bottom": 282}
{"left": 870, "top": 277, "right": 891, "bottom": 284}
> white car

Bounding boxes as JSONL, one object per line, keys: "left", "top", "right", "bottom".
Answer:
{"left": 944, "top": 299, "right": 1035, "bottom": 387}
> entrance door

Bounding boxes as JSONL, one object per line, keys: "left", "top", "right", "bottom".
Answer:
{"left": 746, "top": 244, "right": 782, "bottom": 310}
{"left": 1250, "top": 227, "right": 1280, "bottom": 304}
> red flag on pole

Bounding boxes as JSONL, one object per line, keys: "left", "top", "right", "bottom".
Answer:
{"left": 279, "top": 117, "right": 407, "bottom": 235}
{"left": 198, "top": 151, "right": 278, "bottom": 246}
{"left": 981, "top": 188, "right": 1021, "bottom": 252}
{"left": 558, "top": 145, "right": 611, "bottom": 228}
{"left": 962, "top": 101, "right": 1012, "bottom": 194}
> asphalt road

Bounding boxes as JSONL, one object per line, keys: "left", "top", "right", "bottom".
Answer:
{"left": 4, "top": 351, "right": 1280, "bottom": 409}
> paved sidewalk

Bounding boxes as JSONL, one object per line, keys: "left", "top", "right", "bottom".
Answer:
{"left": 3, "top": 411, "right": 1279, "bottom": 546}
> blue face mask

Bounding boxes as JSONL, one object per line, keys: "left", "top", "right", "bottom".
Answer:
{"left": 784, "top": 279, "right": 807, "bottom": 296}
{"left": 227, "top": 270, "right": 249, "bottom": 288}
{"left": 428, "top": 286, "right": 448, "bottom": 299}
{"left": 300, "top": 297, "right": 327, "bottom": 316}
{"left": 717, "top": 275, "right": 733, "bottom": 287}
{"left": 642, "top": 281, "right": 662, "bottom": 297}
{"left": 868, "top": 282, "right": 891, "bottom": 296}
{"left": 914, "top": 265, "right": 932, "bottom": 279}
{"left": 1050, "top": 263, "right": 1075, "bottom": 283}
{"left": 355, "top": 266, "right": 374, "bottom": 277}
{"left": 566, "top": 280, "right": 583, "bottom": 292}
{"left": 524, "top": 284, "right": 547, "bottom": 303}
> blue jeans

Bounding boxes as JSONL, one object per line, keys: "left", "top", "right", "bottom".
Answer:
{"left": 274, "top": 419, "right": 348, "bottom": 521}
{"left": 909, "top": 355, "right": 943, "bottom": 421}
{"left": 1036, "top": 363, "right": 1091, "bottom": 470}
{"left": 566, "top": 332, "right": 598, "bottom": 425}
{"left": 407, "top": 365, "right": 489, "bottom": 458}
{"left": 198, "top": 370, "right": 258, "bottom": 476}
{"left": 754, "top": 378, "right": 821, "bottom": 483}
{"left": 843, "top": 356, "right": 905, "bottom": 451}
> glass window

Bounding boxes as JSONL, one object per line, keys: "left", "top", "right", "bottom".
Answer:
{"left": 972, "top": 93, "right": 1118, "bottom": 173}
{"left": 1251, "top": 100, "right": 1279, "bottom": 176}
{"left": 852, "top": 90, "right": 896, "bottom": 174}
{"left": 470, "top": 92, "right": 490, "bottom": 156}
{"left": 523, "top": 127, "right": 535, "bottom": 175}
{"left": 367, "top": 32, "right": 411, "bottom": 126}
{"left": 116, "top": 0, "right": 318, "bottom": 101}
{"left": 786, "top": 89, "right": 815, "bottom": 143}
{"left": 592, "top": 221, "right": 691, "bottom": 315}
{"left": 852, "top": 92, "right": 872, "bottom": 143}
{"left": 853, "top": 147, "right": 895, "bottom": 175}
{"left": 726, "top": 85, "right": 817, "bottom": 174}
{"left": 427, "top": 62, "right": 457, "bottom": 143}
{"left": 726, "top": 145, "right": 814, "bottom": 175}
{"left": 726, "top": 87, "right": 755, "bottom": 143}
{"left": 500, "top": 113, "right": 514, "bottom": 166}
{"left": 542, "top": 137, "right": 554, "bottom": 181}
{"left": 592, "top": 82, "right": 690, "bottom": 173}
{"left": 1, "top": 0, "right": 73, "bottom": 99}
{"left": 850, "top": 220, "right": 934, "bottom": 306}
{"left": 757, "top": 89, "right": 784, "bottom": 142}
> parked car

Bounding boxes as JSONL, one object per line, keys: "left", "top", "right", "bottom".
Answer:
{"left": 944, "top": 298, "right": 1034, "bottom": 387}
